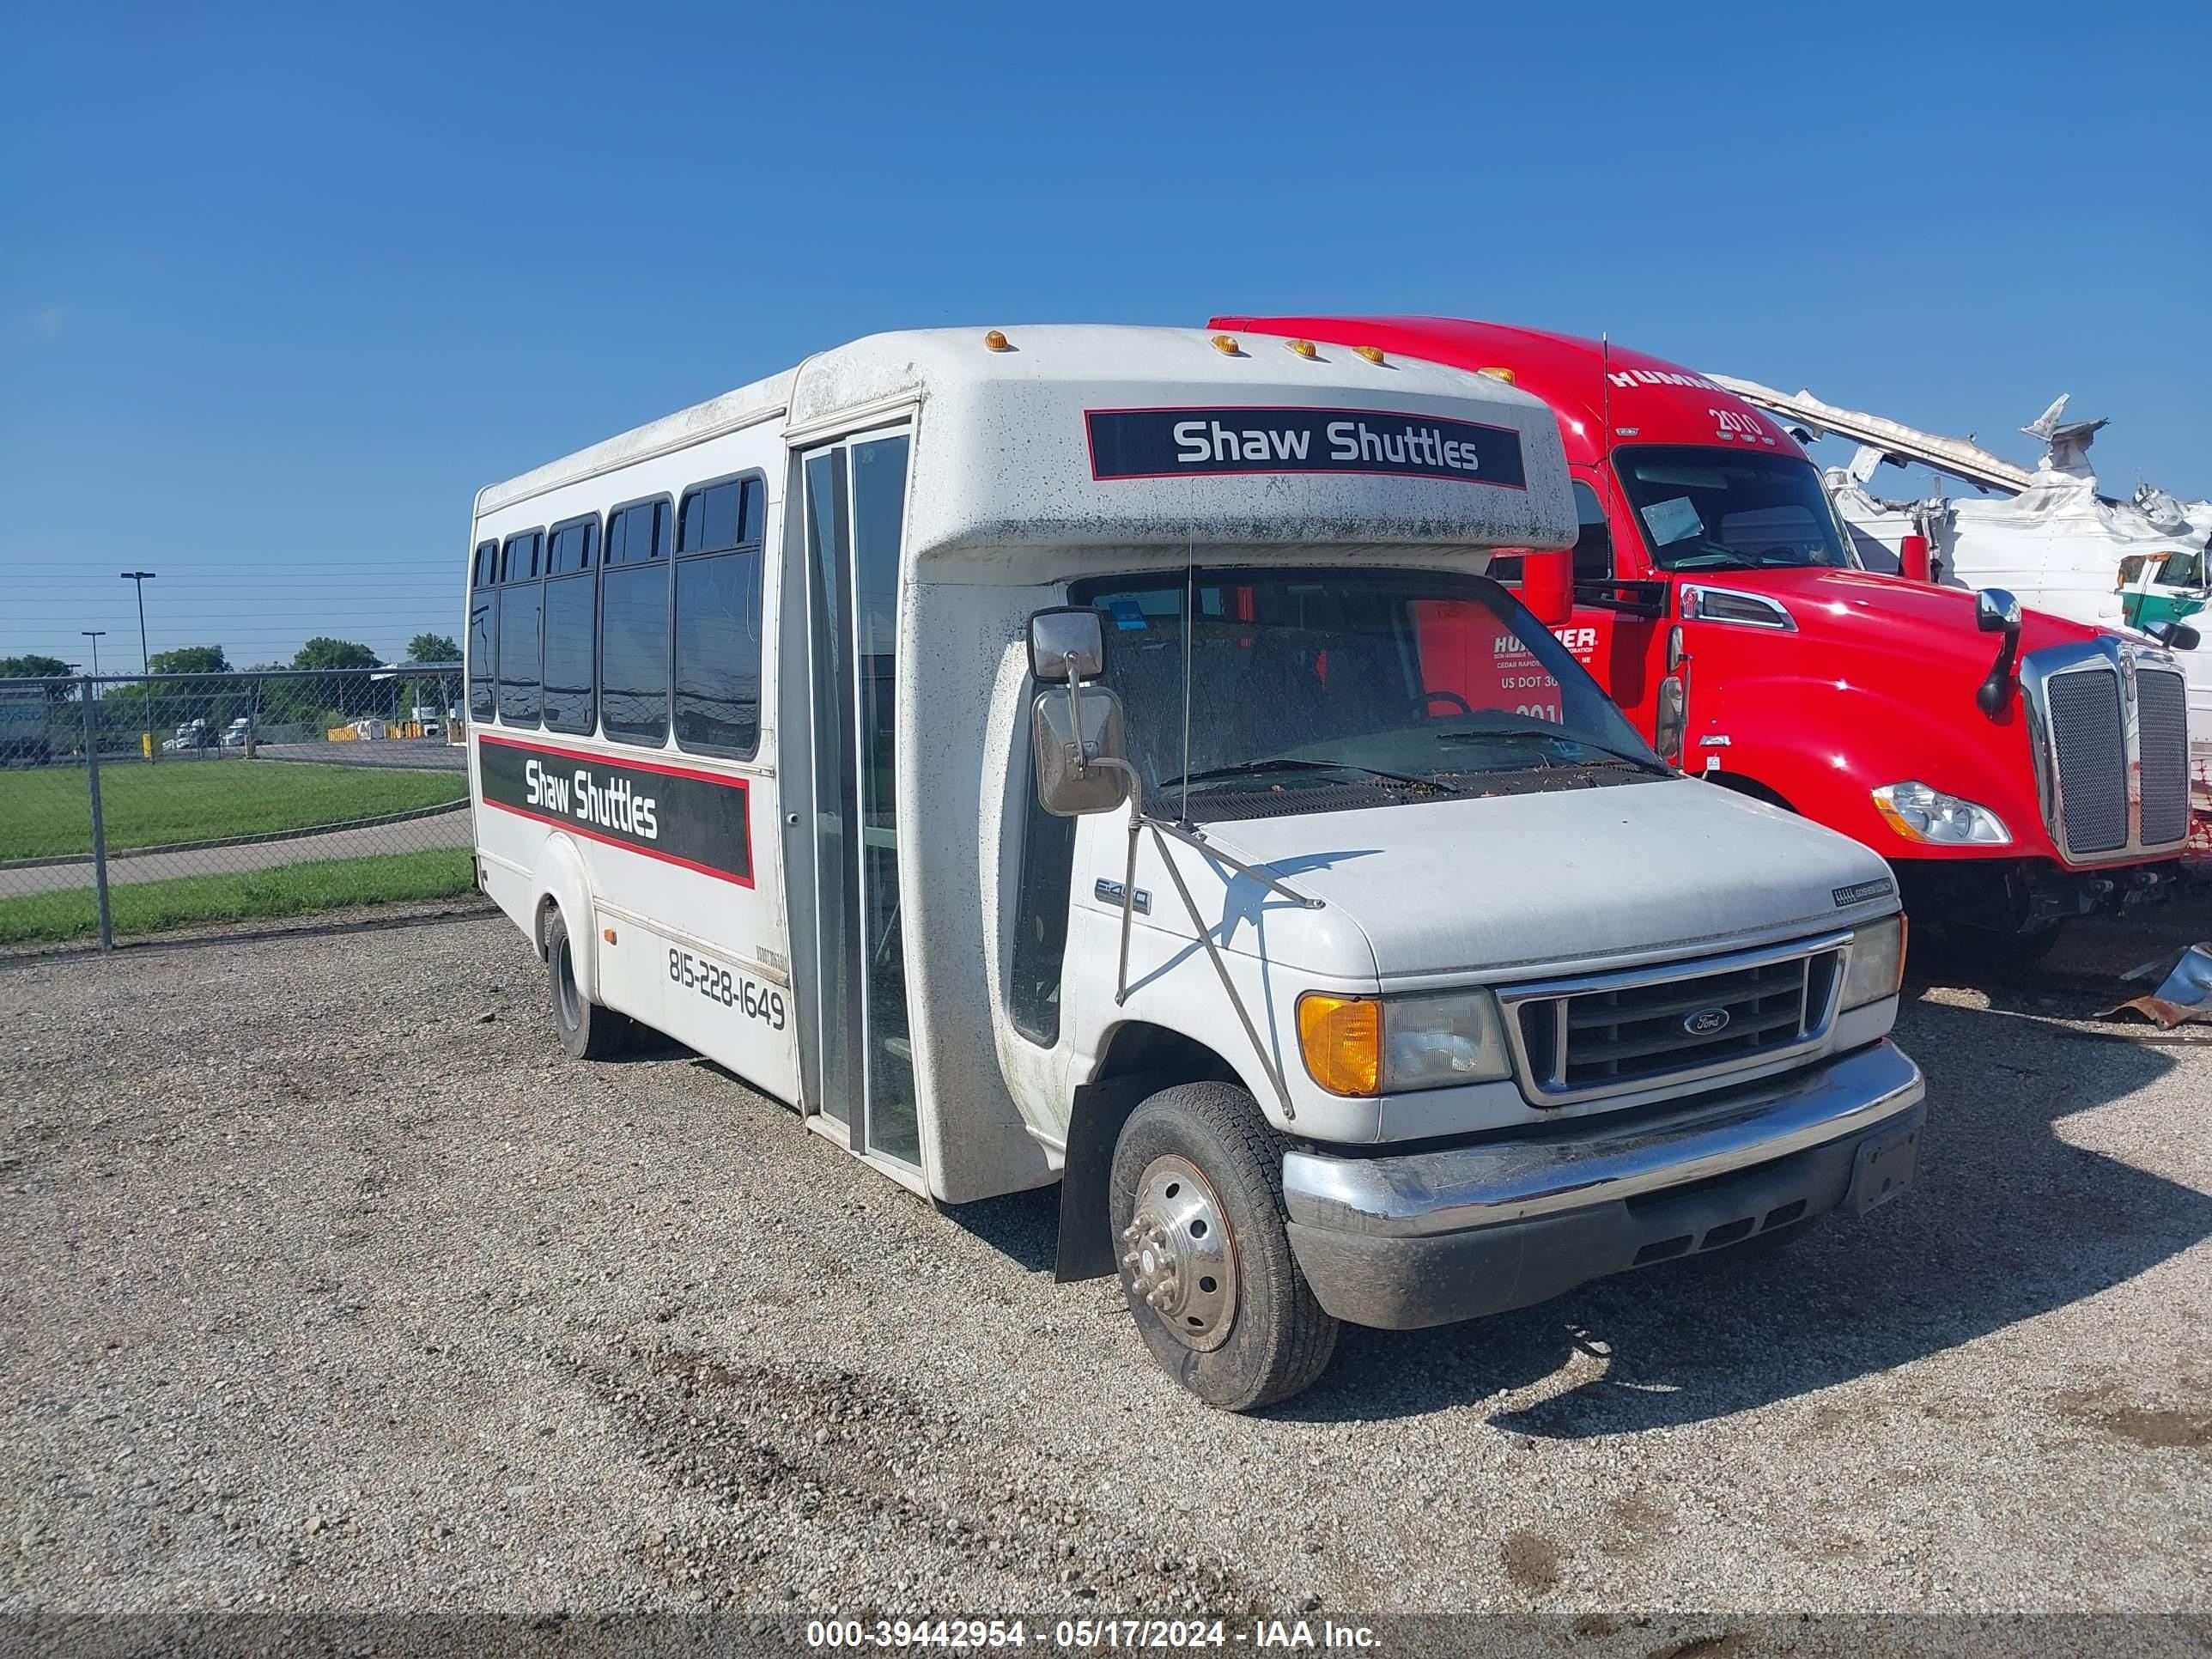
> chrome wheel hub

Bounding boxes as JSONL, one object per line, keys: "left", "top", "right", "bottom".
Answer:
{"left": 1121, "top": 1155, "right": 1237, "bottom": 1352}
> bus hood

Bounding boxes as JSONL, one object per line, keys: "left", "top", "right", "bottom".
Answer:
{"left": 1144, "top": 775, "right": 1897, "bottom": 982}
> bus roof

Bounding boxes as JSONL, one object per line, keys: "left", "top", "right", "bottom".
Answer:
{"left": 476, "top": 325, "right": 1578, "bottom": 559}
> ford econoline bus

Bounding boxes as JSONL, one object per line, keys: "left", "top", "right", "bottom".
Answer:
{"left": 466, "top": 325, "right": 1925, "bottom": 1409}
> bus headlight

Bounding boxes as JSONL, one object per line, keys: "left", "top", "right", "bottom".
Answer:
{"left": 1297, "top": 989, "right": 1513, "bottom": 1097}
{"left": 1840, "top": 915, "right": 1908, "bottom": 1011}
{"left": 1871, "top": 781, "right": 2009, "bottom": 845}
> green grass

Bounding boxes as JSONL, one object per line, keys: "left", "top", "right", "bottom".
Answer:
{"left": 0, "top": 848, "right": 478, "bottom": 945}
{"left": 0, "top": 761, "right": 466, "bottom": 861}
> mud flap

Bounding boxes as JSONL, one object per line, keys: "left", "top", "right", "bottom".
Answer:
{"left": 1054, "top": 1068, "right": 1182, "bottom": 1283}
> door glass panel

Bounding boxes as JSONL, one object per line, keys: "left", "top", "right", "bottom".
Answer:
{"left": 805, "top": 452, "right": 853, "bottom": 1132}
{"left": 850, "top": 434, "right": 915, "bottom": 1164}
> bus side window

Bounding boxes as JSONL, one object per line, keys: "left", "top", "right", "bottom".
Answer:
{"left": 600, "top": 498, "right": 671, "bottom": 745}
{"left": 672, "top": 476, "right": 767, "bottom": 757}
{"left": 1008, "top": 781, "right": 1076, "bottom": 1047}
{"left": 497, "top": 529, "right": 544, "bottom": 725}
{"left": 542, "top": 516, "right": 599, "bottom": 735}
{"left": 468, "top": 539, "right": 498, "bottom": 721}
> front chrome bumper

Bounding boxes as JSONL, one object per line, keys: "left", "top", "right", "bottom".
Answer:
{"left": 1280, "top": 1041, "right": 1925, "bottom": 1329}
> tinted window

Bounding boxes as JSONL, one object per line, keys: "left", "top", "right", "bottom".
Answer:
{"left": 467, "top": 592, "right": 497, "bottom": 720}
{"left": 501, "top": 531, "right": 543, "bottom": 584}
{"left": 1570, "top": 481, "right": 1613, "bottom": 583}
{"left": 673, "top": 550, "right": 764, "bottom": 756}
{"left": 678, "top": 477, "right": 764, "bottom": 555}
{"left": 541, "top": 574, "right": 596, "bottom": 734}
{"left": 496, "top": 583, "right": 543, "bottom": 723}
{"left": 601, "top": 562, "right": 669, "bottom": 744}
{"left": 548, "top": 519, "right": 597, "bottom": 575}
{"left": 607, "top": 500, "right": 667, "bottom": 565}
{"left": 1009, "top": 784, "right": 1076, "bottom": 1045}
{"left": 1613, "top": 447, "right": 1849, "bottom": 571}
{"left": 472, "top": 540, "right": 497, "bottom": 590}
{"left": 1072, "top": 567, "right": 1656, "bottom": 818}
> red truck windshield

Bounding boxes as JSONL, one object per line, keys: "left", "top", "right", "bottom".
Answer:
{"left": 1071, "top": 567, "right": 1662, "bottom": 818}
{"left": 1613, "top": 447, "right": 1854, "bottom": 572}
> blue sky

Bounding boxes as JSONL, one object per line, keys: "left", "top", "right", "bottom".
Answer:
{"left": 4, "top": 1, "right": 2206, "bottom": 672}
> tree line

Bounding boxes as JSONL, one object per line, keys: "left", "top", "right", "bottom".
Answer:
{"left": 0, "top": 635, "right": 464, "bottom": 741}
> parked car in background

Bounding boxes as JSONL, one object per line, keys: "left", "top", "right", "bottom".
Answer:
{"left": 1, "top": 684, "right": 52, "bottom": 765}
{"left": 219, "top": 717, "right": 252, "bottom": 747}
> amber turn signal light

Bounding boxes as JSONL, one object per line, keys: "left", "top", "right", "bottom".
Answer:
{"left": 1297, "top": 993, "right": 1382, "bottom": 1097}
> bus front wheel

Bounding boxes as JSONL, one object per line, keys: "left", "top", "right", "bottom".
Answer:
{"left": 545, "top": 908, "right": 635, "bottom": 1060}
{"left": 1109, "top": 1082, "right": 1339, "bottom": 1411}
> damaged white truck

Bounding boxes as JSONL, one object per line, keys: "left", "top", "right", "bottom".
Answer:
{"left": 467, "top": 325, "right": 1925, "bottom": 1409}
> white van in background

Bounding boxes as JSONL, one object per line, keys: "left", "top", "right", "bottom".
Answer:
{"left": 465, "top": 325, "right": 1924, "bottom": 1408}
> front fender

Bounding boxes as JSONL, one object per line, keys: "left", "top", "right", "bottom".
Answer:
{"left": 532, "top": 834, "right": 600, "bottom": 1000}
{"left": 1690, "top": 672, "right": 2050, "bottom": 860}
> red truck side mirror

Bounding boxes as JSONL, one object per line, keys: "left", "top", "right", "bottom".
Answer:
{"left": 1522, "top": 549, "right": 1575, "bottom": 629}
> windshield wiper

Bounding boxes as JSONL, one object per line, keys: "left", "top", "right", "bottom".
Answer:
{"left": 1161, "top": 756, "right": 1461, "bottom": 795}
{"left": 1436, "top": 729, "right": 1667, "bottom": 773}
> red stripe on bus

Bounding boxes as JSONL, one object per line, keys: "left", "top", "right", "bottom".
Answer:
{"left": 477, "top": 796, "right": 757, "bottom": 889}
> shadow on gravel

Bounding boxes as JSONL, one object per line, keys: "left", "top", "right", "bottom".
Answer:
{"left": 944, "top": 1186, "right": 1063, "bottom": 1277}
{"left": 1273, "top": 992, "right": 2212, "bottom": 1431}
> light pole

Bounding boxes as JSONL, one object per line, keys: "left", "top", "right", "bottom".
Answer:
{"left": 119, "top": 571, "right": 157, "bottom": 758}
{"left": 120, "top": 574, "right": 158, "bottom": 672}
{"left": 81, "top": 629, "right": 106, "bottom": 677}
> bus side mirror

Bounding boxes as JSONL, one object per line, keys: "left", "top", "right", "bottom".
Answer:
{"left": 1521, "top": 549, "right": 1574, "bottom": 629}
{"left": 1027, "top": 608, "right": 1130, "bottom": 816}
{"left": 1028, "top": 607, "right": 1106, "bottom": 683}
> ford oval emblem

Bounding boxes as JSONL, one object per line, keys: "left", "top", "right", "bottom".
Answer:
{"left": 1682, "top": 1006, "right": 1731, "bottom": 1037}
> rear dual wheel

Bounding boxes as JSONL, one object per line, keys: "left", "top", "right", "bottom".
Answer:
{"left": 1109, "top": 1083, "right": 1339, "bottom": 1411}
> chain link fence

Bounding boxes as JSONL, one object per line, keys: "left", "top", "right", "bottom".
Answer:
{"left": 0, "top": 665, "right": 487, "bottom": 955}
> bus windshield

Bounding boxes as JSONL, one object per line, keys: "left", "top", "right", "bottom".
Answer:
{"left": 1613, "top": 446, "right": 1854, "bottom": 572}
{"left": 1070, "top": 567, "right": 1664, "bottom": 821}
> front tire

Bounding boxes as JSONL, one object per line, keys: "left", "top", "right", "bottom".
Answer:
{"left": 546, "top": 909, "right": 634, "bottom": 1060}
{"left": 1109, "top": 1082, "right": 1339, "bottom": 1411}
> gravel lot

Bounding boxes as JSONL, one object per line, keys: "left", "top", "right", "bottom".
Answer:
{"left": 3, "top": 907, "right": 2209, "bottom": 1621}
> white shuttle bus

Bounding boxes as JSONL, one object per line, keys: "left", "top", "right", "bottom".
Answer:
{"left": 466, "top": 325, "right": 1926, "bottom": 1409}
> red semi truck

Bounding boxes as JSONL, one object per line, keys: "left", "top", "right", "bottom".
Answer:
{"left": 1211, "top": 314, "right": 2193, "bottom": 959}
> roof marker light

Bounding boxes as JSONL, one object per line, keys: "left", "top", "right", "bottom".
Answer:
{"left": 1354, "top": 345, "right": 1387, "bottom": 365}
{"left": 982, "top": 329, "right": 1012, "bottom": 352}
{"left": 1286, "top": 338, "right": 1318, "bottom": 359}
{"left": 1477, "top": 366, "right": 1516, "bottom": 384}
{"left": 1211, "top": 333, "right": 1242, "bottom": 356}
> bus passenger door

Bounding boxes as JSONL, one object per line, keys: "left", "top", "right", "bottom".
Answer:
{"left": 791, "top": 431, "right": 922, "bottom": 1178}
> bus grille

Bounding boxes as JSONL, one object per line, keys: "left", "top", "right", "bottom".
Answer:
{"left": 1510, "top": 945, "right": 1843, "bottom": 1103}
{"left": 2045, "top": 667, "right": 2128, "bottom": 854}
{"left": 2137, "top": 668, "right": 2191, "bottom": 848}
